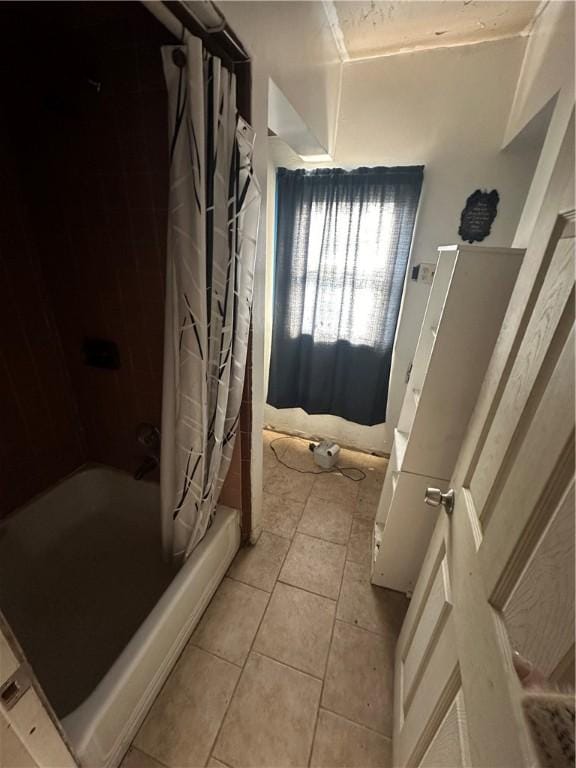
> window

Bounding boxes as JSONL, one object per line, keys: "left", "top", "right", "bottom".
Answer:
{"left": 268, "top": 165, "right": 423, "bottom": 426}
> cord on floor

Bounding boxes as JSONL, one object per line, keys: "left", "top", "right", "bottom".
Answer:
{"left": 269, "top": 436, "right": 366, "bottom": 482}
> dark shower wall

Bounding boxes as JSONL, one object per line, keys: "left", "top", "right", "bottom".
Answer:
{"left": 0, "top": 2, "right": 244, "bottom": 517}
{"left": 0, "top": 124, "right": 86, "bottom": 517}
{"left": 28, "top": 2, "right": 172, "bottom": 471}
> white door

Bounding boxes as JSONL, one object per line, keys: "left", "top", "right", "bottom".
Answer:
{"left": 393, "top": 116, "right": 575, "bottom": 767}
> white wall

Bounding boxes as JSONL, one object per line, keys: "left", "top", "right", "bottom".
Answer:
{"left": 506, "top": 1, "right": 575, "bottom": 246}
{"left": 343, "top": 37, "right": 539, "bottom": 441}
{"left": 216, "top": 1, "right": 341, "bottom": 533}
{"left": 264, "top": 35, "right": 541, "bottom": 453}
{"left": 504, "top": 1, "right": 574, "bottom": 145}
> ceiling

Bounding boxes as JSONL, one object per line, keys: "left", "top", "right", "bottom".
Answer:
{"left": 327, "top": 1, "right": 542, "bottom": 60}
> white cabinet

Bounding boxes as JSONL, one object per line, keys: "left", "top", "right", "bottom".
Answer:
{"left": 372, "top": 245, "right": 524, "bottom": 594}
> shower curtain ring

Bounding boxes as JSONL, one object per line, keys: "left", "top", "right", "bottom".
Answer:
{"left": 172, "top": 48, "right": 187, "bottom": 68}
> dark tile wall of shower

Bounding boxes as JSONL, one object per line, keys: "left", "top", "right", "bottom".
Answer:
{"left": 0, "top": 2, "right": 244, "bottom": 517}
{"left": 0, "top": 125, "right": 87, "bottom": 517}
{"left": 31, "top": 2, "right": 172, "bottom": 472}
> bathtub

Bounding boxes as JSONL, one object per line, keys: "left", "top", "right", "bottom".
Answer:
{"left": 0, "top": 466, "right": 240, "bottom": 768}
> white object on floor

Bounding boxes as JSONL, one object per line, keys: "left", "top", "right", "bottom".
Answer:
{"left": 313, "top": 440, "right": 341, "bottom": 469}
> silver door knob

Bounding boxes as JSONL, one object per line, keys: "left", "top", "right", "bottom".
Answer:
{"left": 424, "top": 488, "right": 455, "bottom": 514}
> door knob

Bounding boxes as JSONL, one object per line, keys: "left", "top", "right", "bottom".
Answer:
{"left": 424, "top": 487, "right": 455, "bottom": 514}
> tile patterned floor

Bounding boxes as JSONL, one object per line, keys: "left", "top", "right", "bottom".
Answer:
{"left": 123, "top": 431, "right": 408, "bottom": 768}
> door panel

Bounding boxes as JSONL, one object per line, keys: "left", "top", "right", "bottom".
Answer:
{"left": 470, "top": 235, "right": 574, "bottom": 517}
{"left": 418, "top": 691, "right": 470, "bottom": 768}
{"left": 479, "top": 324, "right": 574, "bottom": 604}
{"left": 394, "top": 516, "right": 459, "bottom": 767}
{"left": 503, "top": 478, "right": 575, "bottom": 678}
{"left": 403, "top": 552, "right": 452, "bottom": 710}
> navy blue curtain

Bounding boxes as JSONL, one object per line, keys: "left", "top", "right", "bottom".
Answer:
{"left": 267, "top": 166, "right": 423, "bottom": 426}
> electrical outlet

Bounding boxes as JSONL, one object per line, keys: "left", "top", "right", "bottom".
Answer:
{"left": 419, "top": 262, "right": 436, "bottom": 285}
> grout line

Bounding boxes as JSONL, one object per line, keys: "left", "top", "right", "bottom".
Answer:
{"left": 289, "top": 529, "right": 348, "bottom": 549}
{"left": 317, "top": 705, "right": 394, "bottom": 741}
{"left": 130, "top": 745, "right": 172, "bottom": 768}
{"left": 207, "top": 756, "right": 234, "bottom": 768}
{"left": 187, "top": 642, "right": 244, "bottom": 670}
{"left": 223, "top": 573, "right": 274, "bottom": 596}
{"left": 205, "top": 585, "right": 272, "bottom": 765}
{"left": 291, "top": 527, "right": 351, "bottom": 548}
{"left": 332, "top": 616, "right": 401, "bottom": 645}
{"left": 249, "top": 648, "right": 325, "bottom": 683}
{"left": 276, "top": 574, "right": 340, "bottom": 603}
{"left": 305, "top": 495, "right": 352, "bottom": 768}
{"left": 208, "top": 525, "right": 294, "bottom": 765}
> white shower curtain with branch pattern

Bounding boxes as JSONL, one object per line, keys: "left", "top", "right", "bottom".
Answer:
{"left": 160, "top": 36, "right": 260, "bottom": 560}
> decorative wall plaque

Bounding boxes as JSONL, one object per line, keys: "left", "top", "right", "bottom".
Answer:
{"left": 458, "top": 189, "right": 499, "bottom": 244}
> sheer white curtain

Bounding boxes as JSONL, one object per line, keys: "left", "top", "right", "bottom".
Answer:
{"left": 161, "top": 36, "right": 260, "bottom": 560}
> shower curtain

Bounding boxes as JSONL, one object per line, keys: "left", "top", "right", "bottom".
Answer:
{"left": 160, "top": 37, "right": 260, "bottom": 560}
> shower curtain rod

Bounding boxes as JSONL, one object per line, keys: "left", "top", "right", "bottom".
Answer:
{"left": 180, "top": 0, "right": 227, "bottom": 33}
{"left": 163, "top": 0, "right": 250, "bottom": 64}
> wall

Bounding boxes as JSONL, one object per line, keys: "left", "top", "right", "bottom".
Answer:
{"left": 0, "top": 118, "right": 86, "bottom": 517}
{"left": 263, "top": 36, "right": 540, "bottom": 453}
{"left": 19, "top": 3, "right": 173, "bottom": 475}
{"left": 216, "top": 0, "right": 342, "bottom": 532}
{"left": 218, "top": 1, "right": 341, "bottom": 157}
{"left": 504, "top": 1, "right": 574, "bottom": 145}
{"left": 506, "top": 1, "right": 575, "bottom": 246}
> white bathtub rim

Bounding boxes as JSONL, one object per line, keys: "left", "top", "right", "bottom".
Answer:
{"left": 62, "top": 504, "right": 240, "bottom": 768}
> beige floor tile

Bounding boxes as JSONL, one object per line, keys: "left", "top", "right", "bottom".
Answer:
{"left": 227, "top": 531, "right": 290, "bottom": 592}
{"left": 120, "top": 747, "right": 166, "bottom": 768}
{"left": 310, "top": 709, "right": 392, "bottom": 768}
{"left": 261, "top": 493, "right": 305, "bottom": 539}
{"left": 263, "top": 432, "right": 289, "bottom": 476}
{"left": 278, "top": 439, "right": 318, "bottom": 472}
{"left": 135, "top": 646, "right": 240, "bottom": 768}
{"left": 322, "top": 621, "right": 395, "bottom": 736}
{"left": 310, "top": 471, "right": 360, "bottom": 506}
{"left": 191, "top": 578, "right": 269, "bottom": 665}
{"left": 264, "top": 429, "right": 288, "bottom": 452}
{"left": 355, "top": 490, "right": 380, "bottom": 520}
{"left": 358, "top": 470, "right": 385, "bottom": 498}
{"left": 297, "top": 496, "right": 353, "bottom": 545}
{"left": 347, "top": 518, "right": 374, "bottom": 563}
{"left": 214, "top": 652, "right": 321, "bottom": 768}
{"left": 264, "top": 464, "right": 316, "bottom": 502}
{"left": 254, "top": 582, "right": 335, "bottom": 677}
{"left": 337, "top": 560, "right": 407, "bottom": 639}
{"left": 279, "top": 533, "right": 346, "bottom": 600}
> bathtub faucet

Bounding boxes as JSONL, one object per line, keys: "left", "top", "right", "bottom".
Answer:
{"left": 134, "top": 423, "right": 160, "bottom": 480}
{"left": 134, "top": 454, "right": 158, "bottom": 480}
